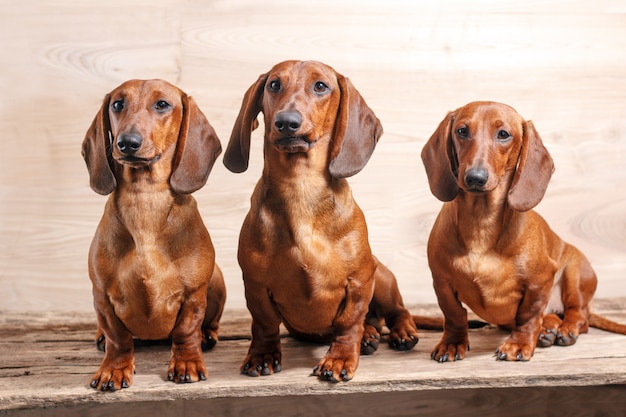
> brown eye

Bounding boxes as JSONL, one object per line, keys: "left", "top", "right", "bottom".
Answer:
{"left": 111, "top": 100, "right": 124, "bottom": 112}
{"left": 456, "top": 126, "right": 469, "bottom": 138}
{"left": 154, "top": 100, "right": 171, "bottom": 112}
{"left": 497, "top": 130, "right": 511, "bottom": 141}
{"left": 268, "top": 80, "right": 281, "bottom": 92}
{"left": 313, "top": 81, "right": 329, "bottom": 94}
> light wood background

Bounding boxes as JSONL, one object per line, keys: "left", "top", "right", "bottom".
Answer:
{"left": 1, "top": 0, "right": 625, "bottom": 314}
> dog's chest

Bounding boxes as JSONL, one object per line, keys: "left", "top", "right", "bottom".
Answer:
{"left": 247, "top": 201, "right": 364, "bottom": 332}
{"left": 107, "top": 196, "right": 188, "bottom": 339}
{"left": 451, "top": 251, "right": 522, "bottom": 324}
{"left": 111, "top": 246, "right": 184, "bottom": 338}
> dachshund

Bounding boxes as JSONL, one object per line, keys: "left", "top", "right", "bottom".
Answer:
{"left": 421, "top": 101, "right": 626, "bottom": 362}
{"left": 82, "top": 79, "right": 226, "bottom": 390}
{"left": 223, "top": 60, "right": 428, "bottom": 382}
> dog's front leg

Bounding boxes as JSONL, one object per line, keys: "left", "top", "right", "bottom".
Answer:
{"left": 90, "top": 300, "right": 135, "bottom": 391}
{"left": 495, "top": 286, "right": 548, "bottom": 361}
{"left": 241, "top": 279, "right": 283, "bottom": 377}
{"left": 431, "top": 279, "right": 470, "bottom": 362}
{"left": 168, "top": 289, "right": 209, "bottom": 383}
{"left": 313, "top": 282, "right": 372, "bottom": 382}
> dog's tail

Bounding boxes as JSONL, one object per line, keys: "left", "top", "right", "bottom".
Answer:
{"left": 589, "top": 313, "right": 626, "bottom": 334}
{"left": 412, "top": 315, "right": 489, "bottom": 331}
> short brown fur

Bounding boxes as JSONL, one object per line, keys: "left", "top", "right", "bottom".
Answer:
{"left": 224, "top": 60, "right": 422, "bottom": 382}
{"left": 82, "top": 79, "right": 226, "bottom": 390}
{"left": 421, "top": 101, "right": 626, "bottom": 362}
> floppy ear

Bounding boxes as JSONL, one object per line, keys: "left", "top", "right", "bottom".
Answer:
{"left": 81, "top": 94, "right": 116, "bottom": 195}
{"left": 223, "top": 73, "right": 267, "bottom": 173}
{"left": 328, "top": 75, "right": 383, "bottom": 178}
{"left": 507, "top": 120, "right": 554, "bottom": 211}
{"left": 170, "top": 94, "right": 222, "bottom": 194}
{"left": 420, "top": 111, "right": 459, "bottom": 201}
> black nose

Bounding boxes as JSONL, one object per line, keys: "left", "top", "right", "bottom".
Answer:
{"left": 464, "top": 168, "right": 489, "bottom": 188}
{"left": 117, "top": 133, "right": 142, "bottom": 155}
{"left": 274, "top": 111, "right": 302, "bottom": 133}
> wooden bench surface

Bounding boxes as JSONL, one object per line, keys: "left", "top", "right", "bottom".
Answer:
{"left": 1, "top": 299, "right": 625, "bottom": 416}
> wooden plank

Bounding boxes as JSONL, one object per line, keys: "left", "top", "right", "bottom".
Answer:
{"left": 4, "top": 386, "right": 626, "bottom": 417}
{"left": 1, "top": 299, "right": 625, "bottom": 414}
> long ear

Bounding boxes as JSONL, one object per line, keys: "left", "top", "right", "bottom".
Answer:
{"left": 223, "top": 73, "right": 267, "bottom": 173}
{"left": 507, "top": 120, "right": 554, "bottom": 211}
{"left": 420, "top": 111, "right": 459, "bottom": 201}
{"left": 81, "top": 94, "right": 116, "bottom": 195}
{"left": 170, "top": 94, "right": 222, "bottom": 194}
{"left": 328, "top": 75, "right": 383, "bottom": 178}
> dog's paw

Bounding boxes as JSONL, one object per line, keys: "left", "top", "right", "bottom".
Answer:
{"left": 388, "top": 319, "right": 419, "bottom": 352}
{"left": 201, "top": 328, "right": 219, "bottom": 351}
{"left": 361, "top": 324, "right": 380, "bottom": 355}
{"left": 240, "top": 352, "right": 282, "bottom": 377}
{"left": 95, "top": 334, "right": 106, "bottom": 352}
{"left": 537, "top": 313, "right": 561, "bottom": 347}
{"left": 167, "top": 351, "right": 208, "bottom": 383}
{"left": 431, "top": 336, "right": 469, "bottom": 362}
{"left": 312, "top": 355, "right": 357, "bottom": 383}
{"left": 389, "top": 334, "right": 419, "bottom": 351}
{"left": 537, "top": 327, "right": 557, "bottom": 347}
{"left": 494, "top": 340, "right": 533, "bottom": 361}
{"left": 554, "top": 326, "right": 579, "bottom": 346}
{"left": 90, "top": 361, "right": 135, "bottom": 391}
{"left": 93, "top": 328, "right": 107, "bottom": 352}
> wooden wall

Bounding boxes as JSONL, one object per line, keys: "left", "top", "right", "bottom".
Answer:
{"left": 1, "top": 0, "right": 625, "bottom": 313}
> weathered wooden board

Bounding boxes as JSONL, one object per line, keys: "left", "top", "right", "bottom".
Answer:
{"left": 1, "top": 300, "right": 625, "bottom": 415}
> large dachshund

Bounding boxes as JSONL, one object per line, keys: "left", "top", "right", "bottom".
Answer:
{"left": 82, "top": 79, "right": 226, "bottom": 390}
{"left": 223, "top": 60, "right": 427, "bottom": 382}
{"left": 421, "top": 101, "right": 626, "bottom": 362}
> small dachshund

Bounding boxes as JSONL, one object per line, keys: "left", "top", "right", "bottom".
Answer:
{"left": 82, "top": 79, "right": 226, "bottom": 390}
{"left": 421, "top": 101, "right": 626, "bottom": 362}
{"left": 224, "top": 60, "right": 425, "bottom": 382}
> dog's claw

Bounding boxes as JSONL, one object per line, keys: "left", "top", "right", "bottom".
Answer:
{"left": 340, "top": 369, "right": 351, "bottom": 382}
{"left": 321, "top": 369, "right": 337, "bottom": 382}
{"left": 201, "top": 336, "right": 217, "bottom": 352}
{"left": 555, "top": 330, "right": 578, "bottom": 346}
{"left": 538, "top": 328, "right": 557, "bottom": 347}
{"left": 95, "top": 335, "right": 106, "bottom": 352}
{"left": 242, "top": 358, "right": 279, "bottom": 376}
{"left": 495, "top": 350, "right": 507, "bottom": 361}
{"left": 261, "top": 362, "right": 271, "bottom": 376}
{"left": 361, "top": 329, "right": 381, "bottom": 355}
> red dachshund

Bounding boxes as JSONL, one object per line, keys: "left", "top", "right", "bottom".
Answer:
{"left": 224, "top": 60, "right": 427, "bottom": 382}
{"left": 82, "top": 79, "right": 226, "bottom": 390}
{"left": 421, "top": 101, "right": 626, "bottom": 362}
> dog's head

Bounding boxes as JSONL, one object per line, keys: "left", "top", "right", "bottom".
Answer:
{"left": 223, "top": 60, "right": 383, "bottom": 178}
{"left": 82, "top": 79, "right": 222, "bottom": 195}
{"left": 421, "top": 101, "right": 554, "bottom": 211}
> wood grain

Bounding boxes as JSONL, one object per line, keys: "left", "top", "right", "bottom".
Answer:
{"left": 0, "top": 1, "right": 624, "bottom": 319}
{"left": 1, "top": 300, "right": 625, "bottom": 415}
